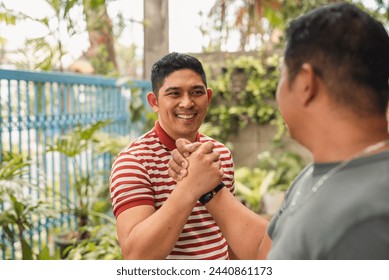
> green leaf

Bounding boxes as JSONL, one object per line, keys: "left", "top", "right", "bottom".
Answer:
{"left": 21, "top": 238, "right": 33, "bottom": 260}
{"left": 64, "top": 0, "right": 78, "bottom": 17}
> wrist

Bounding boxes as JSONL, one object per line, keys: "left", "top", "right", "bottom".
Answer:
{"left": 199, "top": 182, "right": 225, "bottom": 205}
{"left": 175, "top": 181, "right": 200, "bottom": 205}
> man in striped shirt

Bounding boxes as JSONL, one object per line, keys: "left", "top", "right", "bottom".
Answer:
{"left": 110, "top": 52, "right": 235, "bottom": 259}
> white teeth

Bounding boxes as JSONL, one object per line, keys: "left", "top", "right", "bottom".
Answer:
{"left": 177, "top": 114, "right": 195, "bottom": 119}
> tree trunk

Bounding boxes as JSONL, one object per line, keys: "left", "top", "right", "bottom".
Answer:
{"left": 143, "top": 0, "right": 169, "bottom": 80}
{"left": 83, "top": 0, "right": 118, "bottom": 74}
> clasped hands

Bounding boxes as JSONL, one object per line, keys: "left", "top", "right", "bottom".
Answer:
{"left": 168, "top": 139, "right": 224, "bottom": 201}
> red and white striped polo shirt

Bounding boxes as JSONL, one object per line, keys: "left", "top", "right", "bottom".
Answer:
{"left": 110, "top": 121, "right": 235, "bottom": 259}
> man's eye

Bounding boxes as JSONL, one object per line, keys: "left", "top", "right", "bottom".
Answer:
{"left": 192, "top": 90, "right": 205, "bottom": 95}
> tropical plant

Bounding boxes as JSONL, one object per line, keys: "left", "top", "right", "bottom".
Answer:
{"left": 46, "top": 120, "right": 115, "bottom": 249}
{"left": 13, "top": 0, "right": 83, "bottom": 71}
{"left": 235, "top": 150, "right": 305, "bottom": 214}
{"left": 0, "top": 152, "right": 58, "bottom": 259}
{"left": 234, "top": 166, "right": 275, "bottom": 213}
{"left": 0, "top": 121, "right": 129, "bottom": 259}
{"left": 64, "top": 223, "right": 122, "bottom": 260}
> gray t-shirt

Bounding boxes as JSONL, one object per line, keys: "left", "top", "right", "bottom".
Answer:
{"left": 267, "top": 151, "right": 389, "bottom": 259}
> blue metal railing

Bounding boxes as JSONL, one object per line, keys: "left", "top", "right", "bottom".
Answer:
{"left": 0, "top": 69, "right": 151, "bottom": 259}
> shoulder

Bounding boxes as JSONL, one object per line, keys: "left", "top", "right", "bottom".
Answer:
{"left": 111, "top": 130, "right": 164, "bottom": 168}
{"left": 116, "top": 130, "right": 161, "bottom": 157}
{"left": 308, "top": 154, "right": 389, "bottom": 257}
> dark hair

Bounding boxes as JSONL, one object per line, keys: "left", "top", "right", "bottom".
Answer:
{"left": 150, "top": 52, "right": 207, "bottom": 94}
{"left": 284, "top": 3, "right": 389, "bottom": 115}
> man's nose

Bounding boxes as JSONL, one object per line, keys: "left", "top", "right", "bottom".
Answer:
{"left": 179, "top": 94, "right": 194, "bottom": 108}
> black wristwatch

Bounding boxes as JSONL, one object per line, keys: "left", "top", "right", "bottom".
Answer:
{"left": 199, "top": 182, "right": 225, "bottom": 205}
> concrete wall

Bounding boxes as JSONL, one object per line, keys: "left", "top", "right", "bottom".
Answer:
{"left": 228, "top": 123, "right": 312, "bottom": 168}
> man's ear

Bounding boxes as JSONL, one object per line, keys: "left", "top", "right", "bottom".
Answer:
{"left": 297, "top": 63, "right": 318, "bottom": 107}
{"left": 206, "top": 88, "right": 213, "bottom": 102}
{"left": 147, "top": 92, "right": 159, "bottom": 112}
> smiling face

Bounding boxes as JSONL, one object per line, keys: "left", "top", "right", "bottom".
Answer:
{"left": 147, "top": 69, "right": 212, "bottom": 142}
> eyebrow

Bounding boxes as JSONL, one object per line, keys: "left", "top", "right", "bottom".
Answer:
{"left": 164, "top": 85, "right": 206, "bottom": 93}
{"left": 164, "top": 87, "right": 180, "bottom": 93}
{"left": 191, "top": 85, "right": 206, "bottom": 90}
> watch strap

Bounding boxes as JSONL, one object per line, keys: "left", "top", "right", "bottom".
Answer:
{"left": 199, "top": 182, "right": 225, "bottom": 205}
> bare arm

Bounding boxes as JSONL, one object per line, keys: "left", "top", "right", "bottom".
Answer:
{"left": 116, "top": 189, "right": 198, "bottom": 259}
{"left": 204, "top": 187, "right": 270, "bottom": 259}
{"left": 116, "top": 142, "right": 223, "bottom": 259}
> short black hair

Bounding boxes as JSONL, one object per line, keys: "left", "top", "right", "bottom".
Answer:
{"left": 151, "top": 52, "right": 207, "bottom": 94}
{"left": 284, "top": 3, "right": 389, "bottom": 115}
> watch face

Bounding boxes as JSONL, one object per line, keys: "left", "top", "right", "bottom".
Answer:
{"left": 204, "top": 193, "right": 213, "bottom": 201}
{"left": 200, "top": 192, "right": 213, "bottom": 204}
{"left": 200, "top": 183, "right": 225, "bottom": 205}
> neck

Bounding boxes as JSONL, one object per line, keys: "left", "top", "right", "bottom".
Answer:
{"left": 305, "top": 117, "right": 389, "bottom": 163}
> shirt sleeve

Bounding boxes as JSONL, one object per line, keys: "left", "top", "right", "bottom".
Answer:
{"left": 324, "top": 215, "right": 389, "bottom": 259}
{"left": 109, "top": 152, "right": 154, "bottom": 218}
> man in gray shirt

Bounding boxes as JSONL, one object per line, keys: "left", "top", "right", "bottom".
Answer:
{"left": 168, "top": 2, "right": 389, "bottom": 259}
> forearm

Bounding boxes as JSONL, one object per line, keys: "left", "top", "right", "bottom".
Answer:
{"left": 120, "top": 187, "right": 198, "bottom": 259}
{"left": 206, "top": 187, "right": 269, "bottom": 259}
